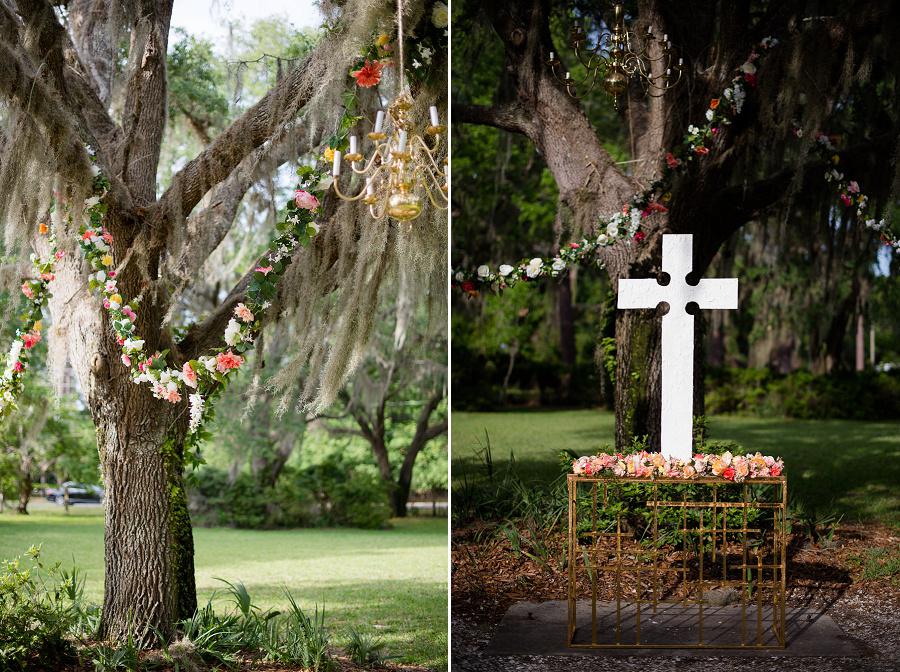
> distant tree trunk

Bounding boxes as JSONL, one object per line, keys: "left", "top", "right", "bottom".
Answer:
{"left": 856, "top": 312, "right": 865, "bottom": 371}
{"left": 16, "top": 459, "right": 32, "bottom": 515}
{"left": 250, "top": 430, "right": 301, "bottom": 489}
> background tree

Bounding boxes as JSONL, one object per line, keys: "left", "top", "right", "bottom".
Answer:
{"left": 0, "top": 0, "right": 446, "bottom": 644}
{"left": 452, "top": 0, "right": 900, "bottom": 447}
{"left": 318, "top": 297, "right": 447, "bottom": 517}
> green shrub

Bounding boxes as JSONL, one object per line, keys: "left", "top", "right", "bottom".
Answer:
{"left": 0, "top": 546, "right": 78, "bottom": 669}
{"left": 705, "top": 368, "right": 900, "bottom": 420}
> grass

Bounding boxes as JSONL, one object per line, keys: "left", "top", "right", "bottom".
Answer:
{"left": 0, "top": 510, "right": 448, "bottom": 670}
{"left": 452, "top": 409, "right": 900, "bottom": 526}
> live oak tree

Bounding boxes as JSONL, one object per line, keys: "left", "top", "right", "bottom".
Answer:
{"left": 452, "top": 0, "right": 900, "bottom": 449}
{"left": 0, "top": 0, "right": 446, "bottom": 644}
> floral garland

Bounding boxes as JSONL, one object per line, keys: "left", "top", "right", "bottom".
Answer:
{"left": 0, "top": 152, "right": 326, "bottom": 439}
{"left": 572, "top": 450, "right": 784, "bottom": 483}
{"left": 453, "top": 34, "right": 898, "bottom": 296}
{"left": 0, "top": 238, "right": 60, "bottom": 418}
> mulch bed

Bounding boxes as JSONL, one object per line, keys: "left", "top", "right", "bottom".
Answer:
{"left": 451, "top": 518, "right": 900, "bottom": 670}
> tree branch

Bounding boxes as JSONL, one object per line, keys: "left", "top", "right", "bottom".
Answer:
{"left": 452, "top": 102, "right": 536, "bottom": 136}
{"left": 149, "top": 53, "right": 316, "bottom": 235}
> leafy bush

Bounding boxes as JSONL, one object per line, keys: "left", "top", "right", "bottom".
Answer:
{"left": 705, "top": 368, "right": 900, "bottom": 420}
{"left": 0, "top": 546, "right": 78, "bottom": 669}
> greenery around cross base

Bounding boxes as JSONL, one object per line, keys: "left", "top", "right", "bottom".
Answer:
{"left": 0, "top": 511, "right": 448, "bottom": 670}
{"left": 451, "top": 409, "right": 900, "bottom": 528}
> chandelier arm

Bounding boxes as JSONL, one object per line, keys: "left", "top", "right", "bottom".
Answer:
{"left": 332, "top": 174, "right": 373, "bottom": 202}
{"left": 411, "top": 137, "right": 445, "bottom": 176}
{"left": 369, "top": 186, "right": 390, "bottom": 220}
{"left": 414, "top": 162, "right": 447, "bottom": 198}
{"left": 414, "top": 167, "right": 449, "bottom": 209}
{"left": 350, "top": 145, "right": 388, "bottom": 175}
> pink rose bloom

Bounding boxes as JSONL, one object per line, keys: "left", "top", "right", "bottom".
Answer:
{"left": 22, "top": 332, "right": 41, "bottom": 348}
{"left": 121, "top": 354, "right": 131, "bottom": 367}
{"left": 602, "top": 454, "right": 617, "bottom": 469}
{"left": 667, "top": 468, "right": 683, "bottom": 478}
{"left": 103, "top": 299, "right": 110, "bottom": 309}
{"left": 40, "top": 273, "right": 54, "bottom": 282}
{"left": 683, "top": 464, "right": 695, "bottom": 478}
{"left": 122, "top": 306, "right": 136, "bottom": 321}
{"left": 613, "top": 463, "right": 626, "bottom": 477}
{"left": 22, "top": 282, "right": 34, "bottom": 299}
{"left": 108, "top": 271, "right": 116, "bottom": 277}
{"left": 840, "top": 193, "right": 851, "bottom": 206}
{"left": 102, "top": 231, "right": 114, "bottom": 244}
{"left": 770, "top": 464, "right": 782, "bottom": 477}
{"left": 156, "top": 385, "right": 182, "bottom": 403}
{"left": 216, "top": 350, "right": 244, "bottom": 372}
{"left": 55, "top": 250, "right": 65, "bottom": 259}
{"left": 13, "top": 361, "right": 23, "bottom": 373}
{"left": 294, "top": 190, "right": 319, "bottom": 210}
{"left": 182, "top": 362, "right": 198, "bottom": 389}
{"left": 256, "top": 265, "right": 274, "bottom": 276}
{"left": 234, "top": 303, "right": 254, "bottom": 323}
{"left": 848, "top": 181, "right": 860, "bottom": 194}
{"left": 723, "top": 467, "right": 736, "bottom": 481}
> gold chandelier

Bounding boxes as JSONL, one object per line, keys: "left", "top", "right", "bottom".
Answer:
{"left": 331, "top": 0, "right": 448, "bottom": 222}
{"left": 547, "top": 4, "right": 683, "bottom": 109}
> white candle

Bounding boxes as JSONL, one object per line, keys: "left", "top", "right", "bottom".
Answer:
{"left": 565, "top": 71, "right": 571, "bottom": 80}
{"left": 666, "top": 68, "right": 671, "bottom": 76}
{"left": 332, "top": 150, "right": 341, "bottom": 176}
{"left": 648, "top": 25, "right": 653, "bottom": 35}
{"left": 678, "top": 57, "right": 683, "bottom": 66}
{"left": 430, "top": 106, "right": 440, "bottom": 127}
{"left": 667, "top": 40, "right": 671, "bottom": 49}
{"left": 550, "top": 51, "right": 555, "bottom": 60}
{"left": 663, "top": 33, "right": 668, "bottom": 41}
{"left": 374, "top": 110, "right": 385, "bottom": 134}
{"left": 366, "top": 178, "right": 374, "bottom": 196}
{"left": 398, "top": 130, "right": 408, "bottom": 153}
{"left": 349, "top": 135, "right": 358, "bottom": 155}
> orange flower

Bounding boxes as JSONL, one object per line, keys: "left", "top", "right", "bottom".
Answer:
{"left": 352, "top": 60, "right": 384, "bottom": 88}
{"left": 39, "top": 222, "right": 48, "bottom": 234}
{"left": 710, "top": 99, "right": 720, "bottom": 109}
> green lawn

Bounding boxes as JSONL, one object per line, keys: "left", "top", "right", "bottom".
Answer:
{"left": 0, "top": 510, "right": 448, "bottom": 670}
{"left": 452, "top": 409, "right": 900, "bottom": 526}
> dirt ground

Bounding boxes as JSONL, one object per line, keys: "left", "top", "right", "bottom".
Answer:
{"left": 451, "top": 521, "right": 900, "bottom": 671}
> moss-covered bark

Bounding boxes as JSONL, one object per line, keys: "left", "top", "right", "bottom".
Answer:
{"left": 161, "top": 435, "right": 197, "bottom": 622}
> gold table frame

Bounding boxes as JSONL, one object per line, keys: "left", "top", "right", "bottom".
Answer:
{"left": 567, "top": 474, "right": 787, "bottom": 649}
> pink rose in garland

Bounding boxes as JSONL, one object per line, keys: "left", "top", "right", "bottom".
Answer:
{"left": 216, "top": 350, "right": 244, "bottom": 373}
{"left": 182, "top": 361, "right": 198, "bottom": 389}
{"left": 21, "top": 282, "right": 34, "bottom": 299}
{"left": 294, "top": 190, "right": 319, "bottom": 210}
{"left": 256, "top": 265, "right": 274, "bottom": 276}
{"left": 13, "top": 361, "right": 23, "bottom": 373}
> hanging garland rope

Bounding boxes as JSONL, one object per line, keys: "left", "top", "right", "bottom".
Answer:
{"left": 0, "top": 151, "right": 327, "bottom": 447}
{"left": 452, "top": 35, "right": 898, "bottom": 297}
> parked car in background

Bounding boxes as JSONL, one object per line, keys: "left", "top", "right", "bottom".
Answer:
{"left": 45, "top": 482, "right": 104, "bottom": 505}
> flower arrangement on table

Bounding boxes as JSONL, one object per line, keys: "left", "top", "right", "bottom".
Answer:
{"left": 453, "top": 33, "right": 898, "bottom": 297}
{"left": 571, "top": 450, "right": 784, "bottom": 483}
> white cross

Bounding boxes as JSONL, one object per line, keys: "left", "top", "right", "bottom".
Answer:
{"left": 617, "top": 234, "right": 738, "bottom": 461}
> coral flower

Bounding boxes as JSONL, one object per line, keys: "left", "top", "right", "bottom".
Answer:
{"left": 770, "top": 465, "right": 782, "bottom": 477}
{"left": 55, "top": 250, "right": 65, "bottom": 259}
{"left": 256, "top": 265, "right": 274, "bottom": 276}
{"left": 21, "top": 282, "right": 34, "bottom": 299}
{"left": 666, "top": 152, "right": 679, "bottom": 168}
{"left": 82, "top": 230, "right": 95, "bottom": 241}
{"left": 39, "top": 222, "right": 48, "bottom": 234}
{"left": 22, "top": 331, "right": 41, "bottom": 349}
{"left": 216, "top": 350, "right": 244, "bottom": 373}
{"left": 710, "top": 99, "right": 720, "bottom": 109}
{"left": 234, "top": 303, "right": 254, "bottom": 323}
{"left": 41, "top": 273, "right": 54, "bottom": 282}
{"left": 723, "top": 467, "right": 736, "bottom": 481}
{"left": 352, "top": 60, "right": 384, "bottom": 88}
{"left": 121, "top": 354, "right": 131, "bottom": 367}
{"left": 694, "top": 147, "right": 709, "bottom": 155}
{"left": 568, "top": 242, "right": 580, "bottom": 249}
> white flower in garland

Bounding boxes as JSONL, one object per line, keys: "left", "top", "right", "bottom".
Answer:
{"left": 477, "top": 265, "right": 490, "bottom": 278}
{"left": 525, "top": 258, "right": 543, "bottom": 278}
{"left": 84, "top": 196, "right": 100, "bottom": 208}
{"left": 499, "top": 264, "right": 513, "bottom": 277}
{"left": 189, "top": 393, "right": 204, "bottom": 433}
{"left": 224, "top": 318, "right": 242, "bottom": 346}
{"left": 606, "top": 223, "right": 620, "bottom": 237}
{"left": 123, "top": 338, "right": 145, "bottom": 352}
{"left": 597, "top": 233, "right": 609, "bottom": 245}
{"left": 551, "top": 258, "right": 566, "bottom": 273}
